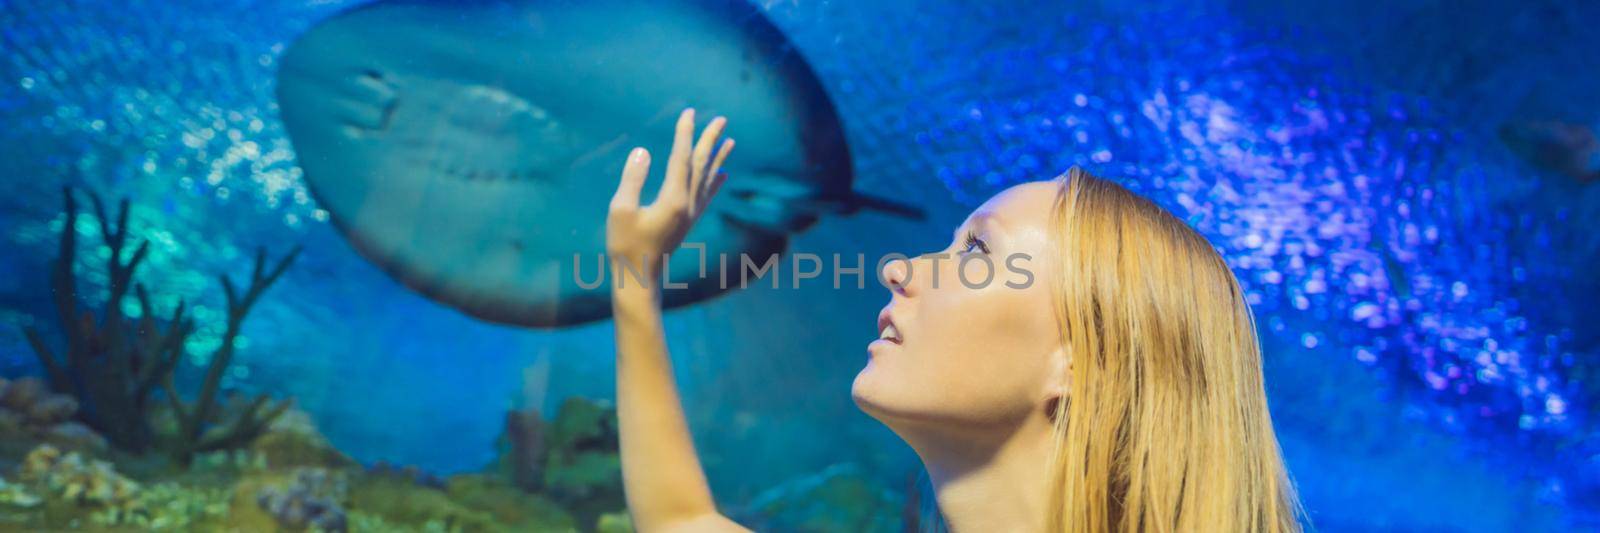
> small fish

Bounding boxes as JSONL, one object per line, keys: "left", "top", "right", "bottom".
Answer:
{"left": 1497, "top": 119, "right": 1600, "bottom": 183}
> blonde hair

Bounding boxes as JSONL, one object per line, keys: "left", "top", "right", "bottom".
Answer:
{"left": 1042, "top": 166, "right": 1304, "bottom": 532}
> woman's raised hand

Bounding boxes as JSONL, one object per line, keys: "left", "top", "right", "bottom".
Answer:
{"left": 606, "top": 108, "right": 734, "bottom": 281}
{"left": 607, "top": 109, "right": 751, "bottom": 533}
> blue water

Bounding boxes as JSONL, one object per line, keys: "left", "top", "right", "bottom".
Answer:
{"left": 2, "top": 0, "right": 1598, "bottom": 530}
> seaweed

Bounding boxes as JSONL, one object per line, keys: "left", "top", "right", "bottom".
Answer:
{"left": 17, "top": 186, "right": 298, "bottom": 465}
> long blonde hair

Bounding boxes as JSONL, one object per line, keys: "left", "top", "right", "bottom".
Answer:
{"left": 1042, "top": 166, "right": 1304, "bottom": 532}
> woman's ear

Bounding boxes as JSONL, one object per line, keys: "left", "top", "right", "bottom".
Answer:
{"left": 1043, "top": 344, "right": 1070, "bottom": 421}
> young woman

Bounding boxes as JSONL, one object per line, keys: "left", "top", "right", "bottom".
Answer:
{"left": 605, "top": 108, "right": 1304, "bottom": 532}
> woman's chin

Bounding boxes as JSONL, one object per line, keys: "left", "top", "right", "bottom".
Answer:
{"left": 851, "top": 365, "right": 910, "bottom": 422}
{"left": 851, "top": 384, "right": 943, "bottom": 442}
{"left": 850, "top": 366, "right": 885, "bottom": 415}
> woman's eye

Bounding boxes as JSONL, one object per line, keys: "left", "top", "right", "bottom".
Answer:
{"left": 962, "top": 231, "right": 990, "bottom": 254}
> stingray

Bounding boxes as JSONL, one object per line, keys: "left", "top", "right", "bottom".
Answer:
{"left": 277, "top": 0, "right": 920, "bottom": 328}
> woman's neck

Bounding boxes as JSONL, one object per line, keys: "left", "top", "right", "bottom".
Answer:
{"left": 904, "top": 414, "right": 1056, "bottom": 533}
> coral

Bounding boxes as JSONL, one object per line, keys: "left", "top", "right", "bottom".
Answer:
{"left": 17, "top": 187, "right": 299, "bottom": 464}
{"left": 0, "top": 394, "right": 614, "bottom": 532}
{"left": 0, "top": 377, "right": 46, "bottom": 411}
{"left": 191, "top": 448, "right": 270, "bottom": 473}
{"left": 442, "top": 474, "right": 577, "bottom": 531}
{"left": 90, "top": 481, "right": 232, "bottom": 530}
{"left": 539, "top": 397, "right": 624, "bottom": 527}
{"left": 0, "top": 376, "right": 110, "bottom": 453}
{"left": 494, "top": 407, "right": 545, "bottom": 492}
{"left": 346, "top": 510, "right": 407, "bottom": 532}
{"left": 595, "top": 511, "right": 632, "bottom": 533}
{"left": 37, "top": 422, "right": 108, "bottom": 454}
{"left": 484, "top": 397, "right": 626, "bottom": 530}
{"left": 251, "top": 405, "right": 356, "bottom": 470}
{"left": 256, "top": 467, "right": 350, "bottom": 532}
{"left": 18, "top": 443, "right": 140, "bottom": 507}
{"left": 366, "top": 461, "right": 447, "bottom": 491}
{"left": 349, "top": 474, "right": 498, "bottom": 532}
{"left": 0, "top": 475, "right": 42, "bottom": 508}
{"left": 347, "top": 510, "right": 505, "bottom": 533}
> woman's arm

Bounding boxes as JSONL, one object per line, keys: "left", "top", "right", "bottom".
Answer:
{"left": 605, "top": 108, "right": 747, "bottom": 533}
{"left": 613, "top": 283, "right": 748, "bottom": 532}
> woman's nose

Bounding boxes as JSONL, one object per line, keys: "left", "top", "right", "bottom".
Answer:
{"left": 880, "top": 256, "right": 911, "bottom": 293}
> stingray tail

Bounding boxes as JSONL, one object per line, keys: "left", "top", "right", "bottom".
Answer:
{"left": 845, "top": 191, "right": 927, "bottom": 220}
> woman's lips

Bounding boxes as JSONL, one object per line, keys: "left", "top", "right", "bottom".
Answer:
{"left": 873, "top": 307, "right": 903, "bottom": 349}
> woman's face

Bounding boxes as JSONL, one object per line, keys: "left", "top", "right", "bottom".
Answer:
{"left": 853, "top": 179, "right": 1068, "bottom": 431}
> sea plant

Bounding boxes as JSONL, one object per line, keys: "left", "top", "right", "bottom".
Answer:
{"left": 19, "top": 186, "right": 298, "bottom": 465}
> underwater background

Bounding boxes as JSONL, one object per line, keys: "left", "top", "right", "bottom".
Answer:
{"left": 2, "top": 0, "right": 1599, "bottom": 531}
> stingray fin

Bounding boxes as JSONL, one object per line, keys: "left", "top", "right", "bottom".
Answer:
{"left": 718, "top": 182, "right": 928, "bottom": 235}
{"left": 840, "top": 191, "right": 927, "bottom": 220}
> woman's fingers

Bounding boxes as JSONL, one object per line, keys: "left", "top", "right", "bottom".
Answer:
{"left": 689, "top": 116, "right": 726, "bottom": 213}
{"left": 629, "top": 108, "right": 731, "bottom": 217}
{"left": 690, "top": 140, "right": 733, "bottom": 223}
{"left": 693, "top": 117, "right": 727, "bottom": 164}
{"left": 660, "top": 108, "right": 697, "bottom": 208}
{"left": 707, "top": 139, "right": 734, "bottom": 187}
{"left": 611, "top": 147, "right": 651, "bottom": 210}
{"left": 692, "top": 117, "right": 727, "bottom": 180}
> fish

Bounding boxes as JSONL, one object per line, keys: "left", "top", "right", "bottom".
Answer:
{"left": 276, "top": 0, "right": 922, "bottom": 328}
{"left": 1497, "top": 119, "right": 1600, "bottom": 183}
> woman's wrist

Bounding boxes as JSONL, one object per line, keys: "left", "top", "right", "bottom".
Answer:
{"left": 611, "top": 255, "right": 664, "bottom": 310}
{"left": 609, "top": 250, "right": 666, "bottom": 285}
